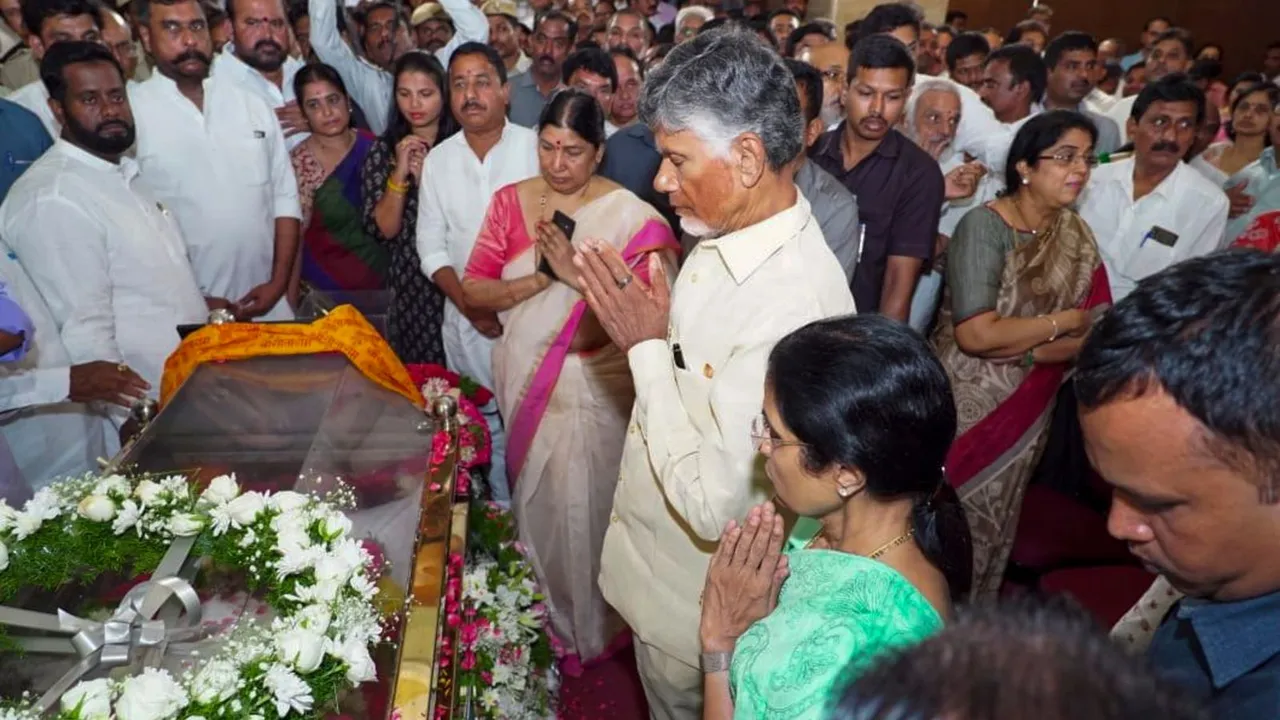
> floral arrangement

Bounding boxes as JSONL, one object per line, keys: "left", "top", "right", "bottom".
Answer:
{"left": 436, "top": 502, "right": 556, "bottom": 720}
{"left": 409, "top": 364, "right": 492, "bottom": 498}
{"left": 0, "top": 472, "right": 384, "bottom": 720}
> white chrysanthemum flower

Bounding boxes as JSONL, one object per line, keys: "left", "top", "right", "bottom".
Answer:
{"left": 12, "top": 511, "right": 43, "bottom": 541}
{"left": 263, "top": 664, "right": 313, "bottom": 716}
{"left": 111, "top": 499, "right": 141, "bottom": 536}
{"left": 0, "top": 500, "right": 16, "bottom": 533}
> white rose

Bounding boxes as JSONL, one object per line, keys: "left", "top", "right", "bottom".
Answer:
{"left": 93, "top": 474, "right": 131, "bottom": 498}
{"left": 268, "top": 491, "right": 309, "bottom": 514}
{"left": 277, "top": 627, "right": 326, "bottom": 673}
{"left": 190, "top": 659, "right": 239, "bottom": 704}
{"left": 225, "top": 492, "right": 266, "bottom": 527}
{"left": 0, "top": 501, "right": 15, "bottom": 533}
{"left": 134, "top": 480, "right": 164, "bottom": 506}
{"left": 333, "top": 637, "right": 376, "bottom": 684}
{"left": 77, "top": 495, "right": 117, "bottom": 523}
{"left": 0, "top": 540, "right": 8, "bottom": 572}
{"left": 318, "top": 511, "right": 352, "bottom": 541}
{"left": 115, "top": 668, "right": 188, "bottom": 720}
{"left": 295, "top": 604, "right": 331, "bottom": 634}
{"left": 313, "top": 553, "right": 356, "bottom": 587}
{"left": 167, "top": 512, "right": 204, "bottom": 537}
{"left": 62, "top": 678, "right": 113, "bottom": 719}
{"left": 199, "top": 474, "right": 240, "bottom": 506}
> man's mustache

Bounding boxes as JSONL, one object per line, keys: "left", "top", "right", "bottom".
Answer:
{"left": 462, "top": 101, "right": 485, "bottom": 112}
{"left": 1151, "top": 141, "right": 1180, "bottom": 153}
{"left": 175, "top": 49, "right": 211, "bottom": 66}
{"left": 254, "top": 39, "right": 283, "bottom": 54}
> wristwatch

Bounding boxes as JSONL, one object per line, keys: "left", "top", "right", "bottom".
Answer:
{"left": 700, "top": 651, "right": 733, "bottom": 674}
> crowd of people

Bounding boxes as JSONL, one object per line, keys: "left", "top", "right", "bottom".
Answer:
{"left": 1, "top": 0, "right": 1279, "bottom": 717}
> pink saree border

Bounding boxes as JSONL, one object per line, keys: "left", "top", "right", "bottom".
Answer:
{"left": 504, "top": 219, "right": 679, "bottom": 483}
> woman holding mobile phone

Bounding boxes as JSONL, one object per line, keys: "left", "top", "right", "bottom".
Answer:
{"left": 460, "top": 89, "right": 679, "bottom": 673}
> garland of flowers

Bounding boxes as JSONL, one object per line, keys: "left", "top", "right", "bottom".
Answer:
{"left": 0, "top": 472, "right": 384, "bottom": 720}
{"left": 437, "top": 503, "right": 557, "bottom": 720}
{"left": 407, "top": 366, "right": 557, "bottom": 720}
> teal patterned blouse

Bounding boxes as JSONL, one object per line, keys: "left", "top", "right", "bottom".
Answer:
{"left": 729, "top": 534, "right": 943, "bottom": 719}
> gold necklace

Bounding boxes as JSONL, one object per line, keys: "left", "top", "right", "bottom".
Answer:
{"left": 805, "top": 529, "right": 914, "bottom": 559}
{"left": 538, "top": 177, "right": 592, "bottom": 221}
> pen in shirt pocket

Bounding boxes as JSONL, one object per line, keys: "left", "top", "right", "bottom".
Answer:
{"left": 5, "top": 152, "right": 33, "bottom": 168}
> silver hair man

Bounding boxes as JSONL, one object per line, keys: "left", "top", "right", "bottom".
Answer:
{"left": 638, "top": 26, "right": 805, "bottom": 237}
{"left": 904, "top": 78, "right": 962, "bottom": 161}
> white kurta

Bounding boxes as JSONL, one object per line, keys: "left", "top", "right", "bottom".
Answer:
{"left": 130, "top": 72, "right": 300, "bottom": 320}
{"left": 211, "top": 49, "right": 308, "bottom": 150}
{"left": 0, "top": 140, "right": 208, "bottom": 398}
{"left": 415, "top": 121, "right": 538, "bottom": 390}
{"left": 0, "top": 244, "right": 112, "bottom": 490}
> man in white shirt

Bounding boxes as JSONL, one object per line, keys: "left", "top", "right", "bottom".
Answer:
{"left": 417, "top": 42, "right": 537, "bottom": 503}
{"left": 1109, "top": 28, "right": 1193, "bottom": 145}
{"left": 0, "top": 42, "right": 208, "bottom": 412}
{"left": 7, "top": 0, "right": 103, "bottom": 137}
{"left": 902, "top": 78, "right": 997, "bottom": 332}
{"left": 582, "top": 28, "right": 854, "bottom": 720}
{"left": 858, "top": 3, "right": 1012, "bottom": 172}
{"left": 131, "top": 0, "right": 300, "bottom": 321}
{"left": 212, "top": 0, "right": 309, "bottom": 150}
{"left": 1041, "top": 31, "right": 1122, "bottom": 154}
{"left": 307, "top": 0, "right": 486, "bottom": 134}
{"left": 1079, "top": 76, "right": 1229, "bottom": 301}
{"left": 0, "top": 247, "right": 155, "bottom": 493}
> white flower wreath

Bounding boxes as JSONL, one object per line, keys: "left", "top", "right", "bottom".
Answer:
{"left": 0, "top": 472, "right": 384, "bottom": 720}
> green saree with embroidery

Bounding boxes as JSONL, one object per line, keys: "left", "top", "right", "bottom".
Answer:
{"left": 729, "top": 526, "right": 943, "bottom": 719}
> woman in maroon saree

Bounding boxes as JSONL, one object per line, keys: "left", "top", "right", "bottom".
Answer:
{"left": 932, "top": 112, "right": 1112, "bottom": 597}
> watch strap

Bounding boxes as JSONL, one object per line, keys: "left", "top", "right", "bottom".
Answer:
{"left": 700, "top": 650, "right": 733, "bottom": 674}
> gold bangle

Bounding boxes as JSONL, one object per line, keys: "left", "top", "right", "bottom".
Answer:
{"left": 386, "top": 177, "right": 408, "bottom": 195}
{"left": 1040, "top": 314, "right": 1059, "bottom": 343}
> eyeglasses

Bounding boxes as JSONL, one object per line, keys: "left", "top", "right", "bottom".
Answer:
{"left": 750, "top": 413, "right": 807, "bottom": 452}
{"left": 1038, "top": 149, "right": 1099, "bottom": 168}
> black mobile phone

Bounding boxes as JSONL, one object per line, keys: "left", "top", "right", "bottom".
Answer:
{"left": 539, "top": 210, "right": 577, "bottom": 281}
{"left": 551, "top": 210, "right": 577, "bottom": 240}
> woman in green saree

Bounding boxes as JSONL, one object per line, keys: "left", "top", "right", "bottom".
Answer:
{"left": 697, "top": 314, "right": 974, "bottom": 720}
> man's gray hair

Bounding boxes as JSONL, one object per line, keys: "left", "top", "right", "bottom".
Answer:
{"left": 639, "top": 26, "right": 804, "bottom": 171}
{"left": 903, "top": 78, "right": 960, "bottom": 139}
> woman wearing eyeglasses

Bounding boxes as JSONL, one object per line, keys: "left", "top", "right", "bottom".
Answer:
{"left": 931, "top": 110, "right": 1112, "bottom": 598}
{"left": 696, "top": 314, "right": 972, "bottom": 720}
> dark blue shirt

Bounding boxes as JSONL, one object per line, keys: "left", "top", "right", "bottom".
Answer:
{"left": 1147, "top": 590, "right": 1280, "bottom": 719}
{"left": 0, "top": 98, "right": 52, "bottom": 206}
{"left": 599, "top": 123, "right": 679, "bottom": 234}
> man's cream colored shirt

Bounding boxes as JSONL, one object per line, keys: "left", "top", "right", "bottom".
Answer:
{"left": 599, "top": 191, "right": 856, "bottom": 667}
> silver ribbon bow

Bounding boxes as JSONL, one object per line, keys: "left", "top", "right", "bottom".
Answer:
{"left": 0, "top": 536, "right": 203, "bottom": 714}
